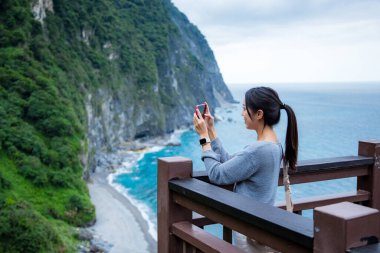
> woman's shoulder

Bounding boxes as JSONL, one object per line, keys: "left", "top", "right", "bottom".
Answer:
{"left": 247, "top": 140, "right": 281, "bottom": 148}
{"left": 244, "top": 141, "right": 282, "bottom": 154}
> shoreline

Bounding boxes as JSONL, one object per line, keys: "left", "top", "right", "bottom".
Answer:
{"left": 86, "top": 129, "right": 188, "bottom": 252}
{"left": 88, "top": 170, "right": 157, "bottom": 253}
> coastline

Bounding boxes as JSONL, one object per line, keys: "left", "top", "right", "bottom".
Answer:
{"left": 86, "top": 129, "right": 186, "bottom": 252}
{"left": 88, "top": 169, "right": 157, "bottom": 253}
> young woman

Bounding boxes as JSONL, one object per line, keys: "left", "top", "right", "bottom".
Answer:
{"left": 193, "top": 86, "right": 298, "bottom": 253}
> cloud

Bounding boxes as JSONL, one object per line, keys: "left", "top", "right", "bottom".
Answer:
{"left": 171, "top": 0, "right": 380, "bottom": 83}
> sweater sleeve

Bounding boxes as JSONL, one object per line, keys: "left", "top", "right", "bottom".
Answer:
{"left": 201, "top": 148, "right": 257, "bottom": 185}
{"left": 210, "top": 138, "right": 232, "bottom": 163}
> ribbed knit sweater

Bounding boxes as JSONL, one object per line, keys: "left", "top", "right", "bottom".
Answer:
{"left": 201, "top": 138, "right": 283, "bottom": 205}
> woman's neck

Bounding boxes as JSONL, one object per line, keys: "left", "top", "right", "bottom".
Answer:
{"left": 256, "top": 125, "right": 278, "bottom": 143}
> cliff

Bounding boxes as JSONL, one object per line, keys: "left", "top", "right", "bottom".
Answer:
{"left": 0, "top": 0, "right": 233, "bottom": 251}
{"left": 84, "top": 1, "right": 234, "bottom": 160}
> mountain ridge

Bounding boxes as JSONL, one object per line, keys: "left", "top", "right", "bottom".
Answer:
{"left": 0, "top": 0, "right": 233, "bottom": 251}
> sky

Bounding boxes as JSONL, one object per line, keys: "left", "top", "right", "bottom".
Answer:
{"left": 171, "top": 0, "right": 380, "bottom": 85}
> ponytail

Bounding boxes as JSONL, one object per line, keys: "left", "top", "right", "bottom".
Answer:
{"left": 283, "top": 104, "right": 298, "bottom": 172}
{"left": 245, "top": 87, "right": 298, "bottom": 171}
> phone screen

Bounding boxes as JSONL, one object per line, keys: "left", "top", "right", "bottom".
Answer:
{"left": 196, "top": 103, "right": 206, "bottom": 118}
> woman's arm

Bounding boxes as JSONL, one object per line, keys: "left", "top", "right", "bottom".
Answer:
{"left": 202, "top": 149, "right": 257, "bottom": 185}
{"left": 194, "top": 107, "right": 232, "bottom": 163}
{"left": 210, "top": 138, "right": 232, "bottom": 163}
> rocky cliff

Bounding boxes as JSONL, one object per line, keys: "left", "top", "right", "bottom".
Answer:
{"left": 75, "top": 0, "right": 235, "bottom": 171}
{"left": 0, "top": 0, "right": 233, "bottom": 251}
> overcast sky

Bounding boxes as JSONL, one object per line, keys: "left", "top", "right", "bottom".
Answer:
{"left": 171, "top": 0, "right": 380, "bottom": 85}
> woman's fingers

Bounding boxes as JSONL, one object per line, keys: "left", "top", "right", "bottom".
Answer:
{"left": 195, "top": 108, "right": 203, "bottom": 119}
{"left": 193, "top": 112, "right": 201, "bottom": 125}
{"left": 204, "top": 113, "right": 213, "bottom": 119}
{"left": 204, "top": 102, "right": 210, "bottom": 114}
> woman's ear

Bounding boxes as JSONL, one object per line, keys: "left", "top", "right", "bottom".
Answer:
{"left": 257, "top": 109, "right": 264, "bottom": 120}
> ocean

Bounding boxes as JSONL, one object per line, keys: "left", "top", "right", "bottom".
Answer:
{"left": 111, "top": 82, "right": 380, "bottom": 240}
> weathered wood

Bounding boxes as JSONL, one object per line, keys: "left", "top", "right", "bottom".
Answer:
{"left": 172, "top": 221, "right": 245, "bottom": 253}
{"left": 174, "top": 193, "right": 311, "bottom": 253}
{"left": 276, "top": 190, "right": 370, "bottom": 211}
{"left": 278, "top": 165, "right": 370, "bottom": 186}
{"left": 192, "top": 213, "right": 215, "bottom": 228}
{"left": 358, "top": 140, "right": 380, "bottom": 157}
{"left": 193, "top": 156, "right": 373, "bottom": 186}
{"left": 223, "top": 226, "right": 232, "bottom": 244}
{"left": 314, "top": 202, "right": 380, "bottom": 253}
{"left": 158, "top": 157, "right": 193, "bottom": 253}
{"left": 358, "top": 141, "right": 380, "bottom": 232}
{"left": 278, "top": 156, "right": 373, "bottom": 186}
{"left": 290, "top": 156, "right": 373, "bottom": 172}
{"left": 192, "top": 171, "right": 209, "bottom": 182}
{"left": 159, "top": 142, "right": 379, "bottom": 253}
{"left": 170, "top": 178, "right": 313, "bottom": 252}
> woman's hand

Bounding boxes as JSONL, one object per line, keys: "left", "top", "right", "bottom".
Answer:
{"left": 203, "top": 102, "right": 214, "bottom": 130}
{"left": 193, "top": 108, "right": 208, "bottom": 138}
{"left": 203, "top": 102, "right": 217, "bottom": 140}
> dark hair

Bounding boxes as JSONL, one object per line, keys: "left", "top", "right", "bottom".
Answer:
{"left": 245, "top": 87, "right": 298, "bottom": 171}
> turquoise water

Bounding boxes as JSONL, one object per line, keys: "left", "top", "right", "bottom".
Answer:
{"left": 114, "top": 83, "right": 380, "bottom": 233}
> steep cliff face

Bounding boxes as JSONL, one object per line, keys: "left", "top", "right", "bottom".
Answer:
{"left": 0, "top": 0, "right": 233, "bottom": 250}
{"left": 81, "top": 1, "right": 235, "bottom": 164}
{"left": 31, "top": 0, "right": 54, "bottom": 24}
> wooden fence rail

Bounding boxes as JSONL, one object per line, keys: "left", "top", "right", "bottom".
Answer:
{"left": 157, "top": 140, "right": 380, "bottom": 253}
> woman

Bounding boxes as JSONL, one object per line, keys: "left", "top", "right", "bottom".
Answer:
{"left": 193, "top": 86, "right": 298, "bottom": 253}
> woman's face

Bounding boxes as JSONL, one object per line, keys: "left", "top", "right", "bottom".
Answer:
{"left": 242, "top": 102, "right": 256, "bottom": 130}
{"left": 242, "top": 100, "right": 263, "bottom": 130}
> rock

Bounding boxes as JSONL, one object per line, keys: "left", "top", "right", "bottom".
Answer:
{"left": 90, "top": 245, "right": 104, "bottom": 253}
{"left": 76, "top": 228, "right": 93, "bottom": 241}
{"left": 166, "top": 142, "right": 181, "bottom": 146}
{"left": 90, "top": 239, "right": 112, "bottom": 253}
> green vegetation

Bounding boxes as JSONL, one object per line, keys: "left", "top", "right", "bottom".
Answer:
{"left": 0, "top": 0, "right": 225, "bottom": 250}
{"left": 0, "top": 0, "right": 183, "bottom": 251}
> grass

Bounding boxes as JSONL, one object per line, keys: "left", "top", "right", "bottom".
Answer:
{"left": 0, "top": 152, "right": 92, "bottom": 252}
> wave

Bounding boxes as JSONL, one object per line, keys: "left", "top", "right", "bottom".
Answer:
{"left": 108, "top": 174, "right": 158, "bottom": 241}
{"left": 104, "top": 128, "right": 187, "bottom": 242}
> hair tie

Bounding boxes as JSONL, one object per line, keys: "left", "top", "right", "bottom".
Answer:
{"left": 281, "top": 103, "right": 286, "bottom": 109}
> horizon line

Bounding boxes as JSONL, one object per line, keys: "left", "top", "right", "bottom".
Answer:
{"left": 227, "top": 81, "right": 380, "bottom": 85}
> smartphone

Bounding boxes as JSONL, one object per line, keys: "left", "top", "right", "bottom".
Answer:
{"left": 196, "top": 103, "right": 207, "bottom": 118}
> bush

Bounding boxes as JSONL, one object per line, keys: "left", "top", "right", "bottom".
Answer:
{"left": 2, "top": 122, "right": 48, "bottom": 160}
{"left": 18, "top": 155, "right": 49, "bottom": 187}
{"left": 0, "top": 172, "right": 11, "bottom": 189}
{"left": 0, "top": 202, "right": 63, "bottom": 253}
{"left": 64, "top": 194, "right": 95, "bottom": 226}
{"left": 27, "top": 89, "right": 75, "bottom": 137}
{"left": 67, "top": 195, "right": 84, "bottom": 212}
{"left": 48, "top": 170, "right": 69, "bottom": 188}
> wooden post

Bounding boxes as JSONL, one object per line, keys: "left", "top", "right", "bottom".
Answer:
{"left": 313, "top": 202, "right": 380, "bottom": 253}
{"left": 223, "top": 226, "right": 232, "bottom": 243}
{"left": 157, "top": 157, "right": 193, "bottom": 253}
{"left": 358, "top": 140, "right": 380, "bottom": 231}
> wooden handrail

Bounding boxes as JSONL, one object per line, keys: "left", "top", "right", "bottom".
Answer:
{"left": 275, "top": 190, "right": 370, "bottom": 211}
{"left": 192, "top": 190, "right": 371, "bottom": 228}
{"left": 193, "top": 155, "right": 374, "bottom": 186}
{"left": 169, "top": 178, "right": 314, "bottom": 250}
{"left": 158, "top": 141, "right": 380, "bottom": 253}
{"left": 171, "top": 221, "right": 245, "bottom": 253}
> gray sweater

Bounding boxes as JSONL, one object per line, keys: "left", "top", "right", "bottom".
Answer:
{"left": 201, "top": 138, "right": 283, "bottom": 206}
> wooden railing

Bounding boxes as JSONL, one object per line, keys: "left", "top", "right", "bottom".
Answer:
{"left": 157, "top": 140, "right": 380, "bottom": 253}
